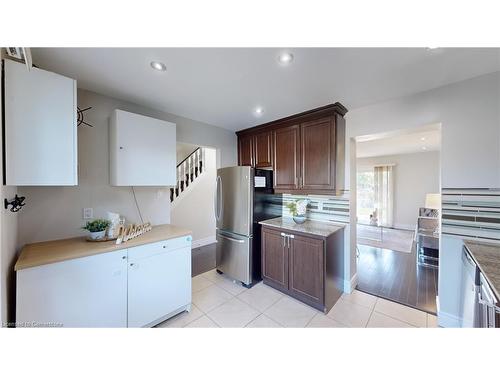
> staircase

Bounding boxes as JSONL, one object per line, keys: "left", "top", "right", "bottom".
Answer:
{"left": 170, "top": 147, "right": 204, "bottom": 202}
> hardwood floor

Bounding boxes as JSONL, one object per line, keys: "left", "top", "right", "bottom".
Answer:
{"left": 356, "top": 243, "right": 438, "bottom": 314}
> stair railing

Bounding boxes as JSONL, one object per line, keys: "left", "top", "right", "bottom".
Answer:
{"left": 170, "top": 147, "right": 204, "bottom": 202}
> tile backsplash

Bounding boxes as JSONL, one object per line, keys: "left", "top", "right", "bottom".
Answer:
{"left": 442, "top": 188, "right": 500, "bottom": 242}
{"left": 282, "top": 193, "right": 350, "bottom": 224}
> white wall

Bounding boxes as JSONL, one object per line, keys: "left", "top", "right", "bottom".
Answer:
{"left": 357, "top": 151, "right": 440, "bottom": 230}
{"left": 17, "top": 89, "right": 237, "bottom": 247}
{"left": 176, "top": 142, "right": 198, "bottom": 164}
{"left": 346, "top": 71, "right": 500, "bottom": 189}
{"left": 346, "top": 71, "right": 500, "bottom": 327}
{"left": 0, "top": 55, "right": 19, "bottom": 324}
{"left": 171, "top": 148, "right": 216, "bottom": 247}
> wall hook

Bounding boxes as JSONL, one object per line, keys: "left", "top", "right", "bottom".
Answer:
{"left": 4, "top": 195, "right": 26, "bottom": 212}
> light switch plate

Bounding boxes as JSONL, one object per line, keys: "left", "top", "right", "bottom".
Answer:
{"left": 83, "top": 208, "right": 93, "bottom": 220}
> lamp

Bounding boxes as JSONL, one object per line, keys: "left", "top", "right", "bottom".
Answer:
{"left": 425, "top": 193, "right": 441, "bottom": 210}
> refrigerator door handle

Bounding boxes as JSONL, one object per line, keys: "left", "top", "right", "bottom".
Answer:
{"left": 214, "top": 176, "right": 222, "bottom": 221}
{"left": 214, "top": 176, "right": 220, "bottom": 220}
{"left": 218, "top": 233, "right": 245, "bottom": 243}
{"left": 218, "top": 175, "right": 223, "bottom": 221}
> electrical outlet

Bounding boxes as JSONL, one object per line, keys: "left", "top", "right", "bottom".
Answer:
{"left": 83, "top": 208, "right": 93, "bottom": 220}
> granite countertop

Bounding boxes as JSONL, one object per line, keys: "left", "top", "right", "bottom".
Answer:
{"left": 259, "top": 217, "right": 345, "bottom": 238}
{"left": 464, "top": 240, "right": 500, "bottom": 299}
{"left": 15, "top": 224, "right": 192, "bottom": 271}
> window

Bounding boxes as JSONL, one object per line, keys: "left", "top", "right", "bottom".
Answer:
{"left": 357, "top": 171, "right": 375, "bottom": 224}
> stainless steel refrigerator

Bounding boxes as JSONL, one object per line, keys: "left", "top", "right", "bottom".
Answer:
{"left": 215, "top": 166, "right": 282, "bottom": 287}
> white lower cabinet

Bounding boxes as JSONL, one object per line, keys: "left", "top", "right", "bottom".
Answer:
{"left": 17, "top": 249, "right": 128, "bottom": 328}
{"left": 16, "top": 236, "right": 192, "bottom": 328}
{"left": 128, "top": 244, "right": 191, "bottom": 327}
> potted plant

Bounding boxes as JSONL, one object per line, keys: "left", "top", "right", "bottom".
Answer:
{"left": 82, "top": 219, "right": 111, "bottom": 240}
{"left": 286, "top": 199, "right": 309, "bottom": 224}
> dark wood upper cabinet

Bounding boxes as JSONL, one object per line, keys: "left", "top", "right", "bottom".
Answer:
{"left": 301, "top": 117, "right": 335, "bottom": 191}
{"left": 288, "top": 233, "right": 324, "bottom": 306}
{"left": 236, "top": 102, "right": 347, "bottom": 194}
{"left": 261, "top": 227, "right": 288, "bottom": 290}
{"left": 254, "top": 131, "right": 273, "bottom": 168}
{"left": 238, "top": 134, "right": 253, "bottom": 166}
{"left": 273, "top": 125, "right": 300, "bottom": 190}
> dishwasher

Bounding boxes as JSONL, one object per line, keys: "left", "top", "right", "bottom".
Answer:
{"left": 459, "top": 246, "right": 479, "bottom": 327}
{"left": 477, "top": 273, "right": 500, "bottom": 328}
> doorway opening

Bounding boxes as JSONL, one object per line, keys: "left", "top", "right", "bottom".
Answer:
{"left": 170, "top": 142, "right": 218, "bottom": 276}
{"left": 354, "top": 124, "right": 441, "bottom": 314}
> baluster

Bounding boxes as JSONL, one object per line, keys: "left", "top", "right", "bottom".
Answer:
{"left": 177, "top": 165, "right": 181, "bottom": 196}
{"left": 196, "top": 149, "right": 200, "bottom": 177}
{"left": 188, "top": 154, "right": 192, "bottom": 182}
{"left": 201, "top": 148, "right": 205, "bottom": 173}
{"left": 182, "top": 162, "right": 186, "bottom": 191}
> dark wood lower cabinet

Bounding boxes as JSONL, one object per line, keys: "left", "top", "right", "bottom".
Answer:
{"left": 261, "top": 225, "right": 344, "bottom": 313}
{"left": 261, "top": 228, "right": 288, "bottom": 290}
{"left": 288, "top": 234, "right": 324, "bottom": 307}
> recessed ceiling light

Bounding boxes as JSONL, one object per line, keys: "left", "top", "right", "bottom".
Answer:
{"left": 150, "top": 61, "right": 167, "bottom": 71}
{"left": 422, "top": 146, "right": 427, "bottom": 151}
{"left": 421, "top": 137, "right": 426, "bottom": 141}
{"left": 254, "top": 107, "right": 264, "bottom": 116}
{"left": 278, "top": 52, "right": 294, "bottom": 65}
{"left": 427, "top": 46, "right": 439, "bottom": 50}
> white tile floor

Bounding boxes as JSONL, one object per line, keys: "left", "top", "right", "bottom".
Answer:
{"left": 156, "top": 270, "right": 440, "bottom": 328}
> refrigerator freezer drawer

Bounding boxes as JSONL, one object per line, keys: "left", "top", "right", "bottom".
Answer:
{"left": 216, "top": 231, "right": 252, "bottom": 286}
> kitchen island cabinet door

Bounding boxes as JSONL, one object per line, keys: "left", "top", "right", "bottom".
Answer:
{"left": 16, "top": 249, "right": 128, "bottom": 328}
{"left": 262, "top": 228, "right": 289, "bottom": 291}
{"left": 288, "top": 234, "right": 325, "bottom": 308}
{"left": 273, "top": 125, "right": 300, "bottom": 190}
{"left": 127, "top": 244, "right": 191, "bottom": 327}
{"left": 300, "top": 117, "right": 336, "bottom": 191}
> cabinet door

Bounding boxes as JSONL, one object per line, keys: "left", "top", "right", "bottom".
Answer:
{"left": 110, "top": 109, "right": 176, "bottom": 186}
{"left": 300, "top": 117, "right": 336, "bottom": 191}
{"left": 127, "top": 244, "right": 191, "bottom": 327}
{"left": 4, "top": 59, "right": 77, "bottom": 186}
{"left": 238, "top": 134, "right": 254, "bottom": 166}
{"left": 288, "top": 234, "right": 324, "bottom": 306}
{"left": 254, "top": 132, "right": 273, "bottom": 168}
{"left": 262, "top": 228, "right": 288, "bottom": 290}
{"left": 273, "top": 125, "right": 300, "bottom": 190}
{"left": 16, "top": 250, "right": 128, "bottom": 327}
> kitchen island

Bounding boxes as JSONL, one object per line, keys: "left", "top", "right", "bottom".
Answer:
{"left": 259, "top": 217, "right": 345, "bottom": 313}
{"left": 464, "top": 241, "right": 500, "bottom": 299}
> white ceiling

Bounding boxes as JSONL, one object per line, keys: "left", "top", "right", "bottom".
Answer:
{"left": 356, "top": 127, "right": 441, "bottom": 158}
{"left": 31, "top": 48, "right": 500, "bottom": 131}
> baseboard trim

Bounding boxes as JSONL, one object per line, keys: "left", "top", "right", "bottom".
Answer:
{"left": 192, "top": 235, "right": 216, "bottom": 249}
{"left": 343, "top": 273, "right": 358, "bottom": 293}
{"left": 392, "top": 223, "right": 416, "bottom": 231}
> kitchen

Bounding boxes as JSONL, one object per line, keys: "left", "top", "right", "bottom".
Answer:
{"left": 3, "top": 2, "right": 500, "bottom": 373}
{"left": 2, "top": 46, "right": 500, "bottom": 330}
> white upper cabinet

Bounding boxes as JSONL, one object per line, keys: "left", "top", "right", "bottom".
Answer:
{"left": 4, "top": 59, "right": 77, "bottom": 186}
{"left": 109, "top": 109, "right": 176, "bottom": 186}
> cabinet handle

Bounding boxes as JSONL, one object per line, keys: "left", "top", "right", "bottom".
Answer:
{"left": 119, "top": 146, "right": 124, "bottom": 150}
{"left": 162, "top": 245, "right": 166, "bottom": 248}
{"left": 130, "top": 263, "right": 134, "bottom": 266}
{"left": 122, "top": 256, "right": 126, "bottom": 260}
